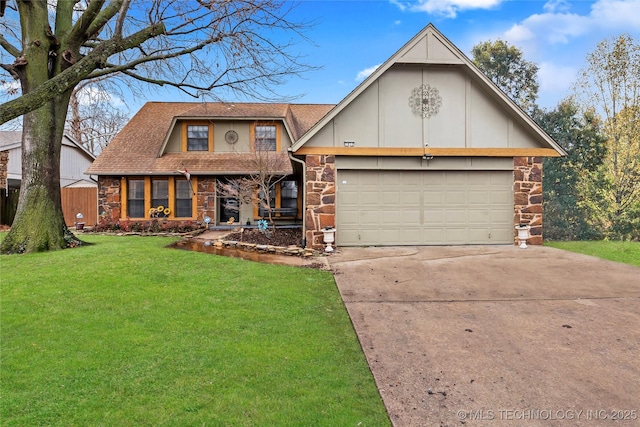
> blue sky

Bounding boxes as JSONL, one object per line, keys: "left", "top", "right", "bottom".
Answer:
{"left": 132, "top": 0, "right": 640, "bottom": 112}
{"left": 301, "top": 0, "right": 639, "bottom": 109}
{"left": 3, "top": 0, "right": 639, "bottom": 117}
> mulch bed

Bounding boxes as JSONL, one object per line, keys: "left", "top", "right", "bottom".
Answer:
{"left": 224, "top": 228, "right": 302, "bottom": 247}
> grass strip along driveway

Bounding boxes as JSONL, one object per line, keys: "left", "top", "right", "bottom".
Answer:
{"left": 1, "top": 235, "right": 390, "bottom": 427}
{"left": 545, "top": 240, "right": 640, "bottom": 267}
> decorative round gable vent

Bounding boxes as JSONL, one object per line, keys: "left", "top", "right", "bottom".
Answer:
{"left": 225, "top": 130, "right": 238, "bottom": 144}
{"left": 409, "top": 84, "right": 442, "bottom": 118}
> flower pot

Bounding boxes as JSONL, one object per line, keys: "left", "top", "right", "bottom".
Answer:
{"left": 515, "top": 225, "right": 531, "bottom": 249}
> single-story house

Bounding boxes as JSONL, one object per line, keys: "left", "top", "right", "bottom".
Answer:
{"left": 87, "top": 24, "right": 565, "bottom": 249}
{"left": 0, "top": 131, "right": 97, "bottom": 226}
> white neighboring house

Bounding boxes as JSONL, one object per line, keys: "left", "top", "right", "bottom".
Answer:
{"left": 0, "top": 131, "right": 97, "bottom": 226}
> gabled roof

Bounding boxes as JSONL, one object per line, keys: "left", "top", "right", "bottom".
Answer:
{"left": 291, "top": 23, "right": 566, "bottom": 156}
{"left": 0, "top": 131, "right": 21, "bottom": 150}
{"left": 87, "top": 102, "right": 334, "bottom": 175}
{"left": 0, "top": 130, "right": 95, "bottom": 160}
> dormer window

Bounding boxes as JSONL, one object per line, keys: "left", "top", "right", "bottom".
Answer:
{"left": 187, "top": 125, "right": 208, "bottom": 151}
{"left": 255, "top": 125, "right": 277, "bottom": 151}
{"left": 182, "top": 122, "right": 213, "bottom": 152}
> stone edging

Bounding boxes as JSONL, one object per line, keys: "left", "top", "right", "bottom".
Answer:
{"left": 211, "top": 238, "right": 316, "bottom": 258}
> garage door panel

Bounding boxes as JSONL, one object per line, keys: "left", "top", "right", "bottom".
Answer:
{"left": 424, "top": 191, "right": 445, "bottom": 204}
{"left": 381, "top": 191, "right": 400, "bottom": 204}
{"left": 358, "top": 229, "right": 381, "bottom": 245}
{"left": 401, "top": 209, "right": 421, "bottom": 224}
{"left": 400, "top": 228, "right": 424, "bottom": 244}
{"left": 381, "top": 210, "right": 400, "bottom": 223}
{"left": 468, "top": 191, "right": 489, "bottom": 204}
{"left": 359, "top": 211, "right": 380, "bottom": 226}
{"left": 491, "top": 207, "right": 513, "bottom": 224}
{"left": 446, "top": 191, "right": 467, "bottom": 204}
{"left": 490, "top": 228, "right": 514, "bottom": 242}
{"left": 444, "top": 172, "right": 468, "bottom": 185}
{"left": 337, "top": 170, "right": 513, "bottom": 246}
{"left": 467, "top": 209, "right": 490, "bottom": 224}
{"left": 446, "top": 209, "right": 468, "bottom": 224}
{"left": 360, "top": 191, "right": 381, "bottom": 205}
{"left": 339, "top": 208, "right": 361, "bottom": 225}
{"left": 445, "top": 228, "right": 469, "bottom": 243}
{"left": 468, "top": 228, "right": 492, "bottom": 242}
{"left": 423, "top": 228, "right": 446, "bottom": 242}
{"left": 401, "top": 191, "right": 421, "bottom": 204}
{"left": 423, "top": 208, "right": 446, "bottom": 225}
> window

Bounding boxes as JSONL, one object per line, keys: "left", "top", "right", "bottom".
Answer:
{"left": 280, "top": 181, "right": 298, "bottom": 216}
{"left": 258, "top": 186, "right": 276, "bottom": 217}
{"left": 255, "top": 125, "right": 277, "bottom": 151}
{"left": 128, "top": 179, "right": 145, "bottom": 218}
{"left": 187, "top": 125, "right": 209, "bottom": 151}
{"left": 175, "top": 179, "right": 193, "bottom": 217}
{"left": 257, "top": 180, "right": 298, "bottom": 218}
{"left": 152, "top": 179, "right": 168, "bottom": 209}
{"left": 122, "top": 176, "right": 196, "bottom": 219}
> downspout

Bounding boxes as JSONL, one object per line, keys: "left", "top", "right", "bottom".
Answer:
{"left": 288, "top": 149, "right": 306, "bottom": 248}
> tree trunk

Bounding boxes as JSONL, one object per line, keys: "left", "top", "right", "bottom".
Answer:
{"left": 0, "top": 95, "right": 81, "bottom": 254}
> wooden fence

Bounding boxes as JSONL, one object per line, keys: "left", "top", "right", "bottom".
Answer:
{"left": 62, "top": 187, "right": 98, "bottom": 227}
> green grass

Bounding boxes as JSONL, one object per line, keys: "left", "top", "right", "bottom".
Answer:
{"left": 545, "top": 240, "right": 640, "bottom": 267}
{"left": 1, "top": 234, "right": 390, "bottom": 427}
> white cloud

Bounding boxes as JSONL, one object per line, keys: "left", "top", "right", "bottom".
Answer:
{"left": 537, "top": 61, "right": 579, "bottom": 108}
{"left": 355, "top": 64, "right": 382, "bottom": 82}
{"left": 590, "top": 0, "right": 640, "bottom": 29}
{"left": 538, "top": 61, "right": 577, "bottom": 94}
{"left": 392, "top": 0, "right": 503, "bottom": 18}
{"left": 543, "top": 0, "right": 571, "bottom": 13}
{"left": 389, "top": 0, "right": 407, "bottom": 12}
{"left": 504, "top": 0, "right": 640, "bottom": 46}
{"left": 504, "top": 11, "right": 589, "bottom": 45}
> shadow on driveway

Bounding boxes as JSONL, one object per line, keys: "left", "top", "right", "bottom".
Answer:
{"left": 328, "top": 245, "right": 640, "bottom": 427}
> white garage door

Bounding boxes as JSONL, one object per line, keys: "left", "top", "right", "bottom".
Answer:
{"left": 337, "top": 170, "right": 513, "bottom": 246}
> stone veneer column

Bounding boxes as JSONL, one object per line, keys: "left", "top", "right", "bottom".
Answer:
{"left": 196, "top": 177, "right": 216, "bottom": 223}
{"left": 514, "top": 157, "right": 543, "bottom": 245}
{"left": 97, "top": 177, "right": 122, "bottom": 221}
{"left": 305, "top": 155, "right": 336, "bottom": 249}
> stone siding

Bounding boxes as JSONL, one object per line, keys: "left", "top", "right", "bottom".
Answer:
{"left": 97, "top": 176, "right": 121, "bottom": 221}
{"left": 305, "top": 155, "right": 336, "bottom": 249}
{"left": 196, "top": 177, "right": 216, "bottom": 222}
{"left": 514, "top": 157, "right": 543, "bottom": 245}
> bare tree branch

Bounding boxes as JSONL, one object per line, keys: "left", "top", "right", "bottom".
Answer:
{"left": 113, "top": 0, "right": 131, "bottom": 38}
{"left": 1, "top": 21, "right": 166, "bottom": 123}
{"left": 0, "top": 33, "right": 20, "bottom": 58}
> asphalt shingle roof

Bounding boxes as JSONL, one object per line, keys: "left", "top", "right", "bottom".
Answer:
{"left": 87, "top": 102, "right": 334, "bottom": 175}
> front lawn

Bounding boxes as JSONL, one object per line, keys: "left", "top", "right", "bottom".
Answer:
{"left": 1, "top": 234, "right": 390, "bottom": 426}
{"left": 545, "top": 240, "right": 640, "bottom": 267}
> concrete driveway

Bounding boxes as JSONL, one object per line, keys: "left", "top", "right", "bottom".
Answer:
{"left": 328, "top": 245, "right": 640, "bottom": 427}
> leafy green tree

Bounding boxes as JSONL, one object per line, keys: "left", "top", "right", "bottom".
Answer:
{"left": 574, "top": 34, "right": 640, "bottom": 240}
{"left": 0, "top": 0, "right": 314, "bottom": 253}
{"left": 471, "top": 39, "right": 539, "bottom": 112}
{"left": 534, "top": 100, "right": 608, "bottom": 240}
